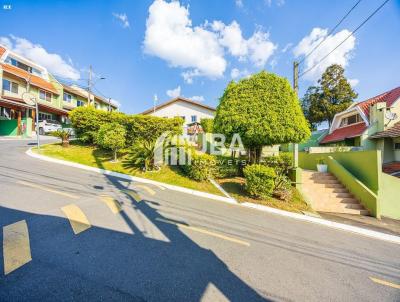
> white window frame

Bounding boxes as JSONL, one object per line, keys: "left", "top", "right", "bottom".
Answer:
{"left": 77, "top": 100, "right": 85, "bottom": 107}
{"left": 3, "top": 79, "right": 19, "bottom": 94}
{"left": 191, "top": 115, "right": 197, "bottom": 123}
{"left": 39, "top": 89, "right": 52, "bottom": 102}
{"left": 63, "top": 92, "right": 72, "bottom": 103}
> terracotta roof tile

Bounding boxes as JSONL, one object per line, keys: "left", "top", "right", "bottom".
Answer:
{"left": 1, "top": 63, "right": 59, "bottom": 94}
{"left": 0, "top": 46, "right": 6, "bottom": 57}
{"left": 370, "top": 121, "right": 400, "bottom": 139}
{"left": 320, "top": 123, "right": 367, "bottom": 144}
{"left": 356, "top": 86, "right": 400, "bottom": 118}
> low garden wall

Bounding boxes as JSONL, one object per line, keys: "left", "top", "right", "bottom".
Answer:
{"left": 300, "top": 150, "right": 400, "bottom": 219}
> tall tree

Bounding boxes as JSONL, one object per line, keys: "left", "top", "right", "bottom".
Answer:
{"left": 302, "top": 64, "right": 357, "bottom": 127}
{"left": 214, "top": 71, "right": 310, "bottom": 163}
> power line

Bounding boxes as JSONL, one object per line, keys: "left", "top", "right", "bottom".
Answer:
{"left": 298, "top": 0, "right": 363, "bottom": 65}
{"left": 299, "top": 0, "right": 390, "bottom": 78}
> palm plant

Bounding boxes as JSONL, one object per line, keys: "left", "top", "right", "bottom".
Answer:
{"left": 128, "top": 140, "right": 159, "bottom": 171}
{"left": 52, "top": 129, "right": 72, "bottom": 147}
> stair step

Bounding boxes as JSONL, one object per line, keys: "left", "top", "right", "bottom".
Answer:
{"left": 333, "top": 192, "right": 353, "bottom": 198}
{"left": 323, "top": 209, "right": 369, "bottom": 216}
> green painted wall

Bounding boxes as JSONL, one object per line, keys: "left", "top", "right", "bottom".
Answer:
{"left": 0, "top": 119, "right": 18, "bottom": 136}
{"left": 327, "top": 156, "right": 379, "bottom": 217}
{"left": 299, "top": 150, "right": 381, "bottom": 193}
{"left": 380, "top": 174, "right": 400, "bottom": 220}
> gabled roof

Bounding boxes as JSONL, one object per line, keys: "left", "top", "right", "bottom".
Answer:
{"left": 320, "top": 122, "right": 367, "bottom": 144}
{"left": 355, "top": 86, "right": 400, "bottom": 118}
{"left": 1, "top": 63, "right": 58, "bottom": 94}
{"left": 141, "top": 97, "right": 215, "bottom": 115}
{"left": 61, "top": 84, "right": 87, "bottom": 99}
{"left": 370, "top": 121, "right": 400, "bottom": 139}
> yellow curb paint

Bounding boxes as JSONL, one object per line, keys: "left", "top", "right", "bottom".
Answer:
{"left": 134, "top": 184, "right": 156, "bottom": 196}
{"left": 100, "top": 195, "right": 122, "bottom": 214}
{"left": 3, "top": 220, "right": 32, "bottom": 275}
{"left": 61, "top": 204, "right": 91, "bottom": 234}
{"left": 122, "top": 190, "right": 142, "bottom": 202}
{"left": 17, "top": 180, "right": 79, "bottom": 199}
{"left": 370, "top": 277, "right": 400, "bottom": 289}
{"left": 156, "top": 218, "right": 250, "bottom": 247}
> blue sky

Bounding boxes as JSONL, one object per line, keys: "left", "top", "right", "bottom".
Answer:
{"left": 0, "top": 0, "right": 399, "bottom": 114}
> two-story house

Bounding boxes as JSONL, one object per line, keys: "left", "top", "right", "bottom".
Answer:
{"left": 0, "top": 44, "right": 119, "bottom": 137}
{"left": 320, "top": 86, "right": 400, "bottom": 166}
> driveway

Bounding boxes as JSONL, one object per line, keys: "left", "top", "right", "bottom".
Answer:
{"left": 0, "top": 140, "right": 399, "bottom": 301}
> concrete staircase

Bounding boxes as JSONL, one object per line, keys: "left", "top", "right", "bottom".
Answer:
{"left": 302, "top": 170, "right": 369, "bottom": 216}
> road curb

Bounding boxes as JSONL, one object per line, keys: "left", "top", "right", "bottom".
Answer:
{"left": 26, "top": 148, "right": 400, "bottom": 245}
{"left": 26, "top": 148, "right": 237, "bottom": 205}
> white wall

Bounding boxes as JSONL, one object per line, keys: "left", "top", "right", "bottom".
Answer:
{"left": 148, "top": 100, "right": 215, "bottom": 126}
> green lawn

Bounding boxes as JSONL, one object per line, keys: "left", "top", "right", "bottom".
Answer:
{"left": 33, "top": 142, "right": 223, "bottom": 196}
{"left": 218, "top": 177, "right": 312, "bottom": 213}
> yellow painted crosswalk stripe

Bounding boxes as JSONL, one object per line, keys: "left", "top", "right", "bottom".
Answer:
{"left": 61, "top": 204, "right": 91, "bottom": 234}
{"left": 370, "top": 277, "right": 400, "bottom": 289}
{"left": 134, "top": 184, "right": 156, "bottom": 195}
{"left": 3, "top": 220, "right": 32, "bottom": 275}
{"left": 17, "top": 180, "right": 79, "bottom": 199}
{"left": 100, "top": 195, "right": 122, "bottom": 214}
{"left": 122, "top": 190, "right": 142, "bottom": 202}
{"left": 156, "top": 218, "right": 250, "bottom": 247}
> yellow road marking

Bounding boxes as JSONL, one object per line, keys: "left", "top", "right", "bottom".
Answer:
{"left": 100, "top": 195, "right": 122, "bottom": 214}
{"left": 156, "top": 218, "right": 250, "bottom": 246}
{"left": 122, "top": 190, "right": 142, "bottom": 202}
{"left": 3, "top": 220, "right": 32, "bottom": 275}
{"left": 17, "top": 180, "right": 79, "bottom": 199}
{"left": 61, "top": 204, "right": 91, "bottom": 234}
{"left": 370, "top": 277, "right": 400, "bottom": 289}
{"left": 134, "top": 184, "right": 156, "bottom": 195}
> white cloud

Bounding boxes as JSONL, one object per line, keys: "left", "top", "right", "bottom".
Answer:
{"left": 281, "top": 42, "right": 292, "bottom": 53}
{"left": 113, "top": 13, "right": 130, "bottom": 28}
{"left": 230, "top": 67, "right": 249, "bottom": 79}
{"left": 1, "top": 35, "right": 80, "bottom": 80}
{"left": 235, "top": 0, "right": 243, "bottom": 8}
{"left": 190, "top": 95, "right": 204, "bottom": 102}
{"left": 143, "top": 0, "right": 277, "bottom": 83}
{"left": 265, "top": 0, "right": 285, "bottom": 6}
{"left": 144, "top": 0, "right": 226, "bottom": 82}
{"left": 166, "top": 85, "right": 181, "bottom": 98}
{"left": 212, "top": 21, "right": 277, "bottom": 67}
{"left": 349, "top": 78, "right": 359, "bottom": 87}
{"left": 293, "top": 27, "right": 355, "bottom": 81}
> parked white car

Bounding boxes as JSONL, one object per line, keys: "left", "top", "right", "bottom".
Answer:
{"left": 37, "top": 120, "right": 62, "bottom": 135}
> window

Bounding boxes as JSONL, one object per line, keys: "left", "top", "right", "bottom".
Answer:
{"left": 94, "top": 103, "right": 99, "bottom": 109}
{"left": 39, "top": 90, "right": 52, "bottom": 102}
{"left": 339, "top": 114, "right": 362, "bottom": 127}
{"left": 395, "top": 143, "right": 400, "bottom": 150}
{"left": 2, "top": 79, "right": 18, "bottom": 94}
{"left": 6, "top": 57, "right": 41, "bottom": 76}
{"left": 191, "top": 115, "right": 197, "bottom": 122}
{"left": 63, "top": 92, "right": 72, "bottom": 103}
{"left": 77, "top": 100, "right": 85, "bottom": 107}
{"left": 38, "top": 112, "right": 52, "bottom": 121}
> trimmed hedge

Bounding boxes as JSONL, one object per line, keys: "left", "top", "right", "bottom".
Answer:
{"left": 69, "top": 107, "right": 183, "bottom": 145}
{"left": 243, "top": 164, "right": 276, "bottom": 198}
{"left": 182, "top": 152, "right": 216, "bottom": 181}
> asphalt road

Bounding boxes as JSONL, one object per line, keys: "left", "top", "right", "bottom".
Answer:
{"left": 0, "top": 139, "right": 399, "bottom": 302}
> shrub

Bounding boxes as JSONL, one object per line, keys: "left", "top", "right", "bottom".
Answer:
{"left": 124, "top": 115, "right": 183, "bottom": 146}
{"left": 128, "top": 140, "right": 158, "bottom": 171}
{"left": 69, "top": 107, "right": 112, "bottom": 143}
{"left": 243, "top": 164, "right": 276, "bottom": 198}
{"left": 51, "top": 129, "right": 72, "bottom": 147}
{"left": 200, "top": 118, "right": 214, "bottom": 133}
{"left": 97, "top": 123, "right": 126, "bottom": 161}
{"left": 263, "top": 153, "right": 292, "bottom": 190}
{"left": 182, "top": 152, "right": 216, "bottom": 181}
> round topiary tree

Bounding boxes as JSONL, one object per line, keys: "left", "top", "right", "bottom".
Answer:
{"left": 97, "top": 123, "right": 126, "bottom": 162}
{"left": 214, "top": 71, "right": 310, "bottom": 163}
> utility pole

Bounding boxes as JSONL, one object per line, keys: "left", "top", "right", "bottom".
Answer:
{"left": 108, "top": 98, "right": 111, "bottom": 112}
{"left": 153, "top": 94, "right": 158, "bottom": 114}
{"left": 87, "top": 65, "right": 92, "bottom": 106}
{"left": 26, "top": 76, "right": 40, "bottom": 150}
{"left": 292, "top": 61, "right": 299, "bottom": 182}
